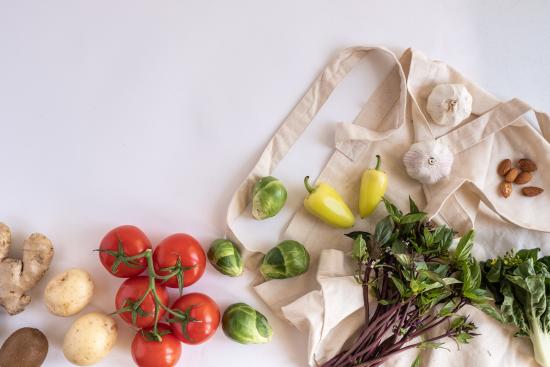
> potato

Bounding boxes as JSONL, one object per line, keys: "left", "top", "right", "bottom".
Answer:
{"left": 62, "top": 312, "right": 117, "bottom": 366}
{"left": 0, "top": 328, "right": 48, "bottom": 367}
{"left": 44, "top": 268, "right": 94, "bottom": 317}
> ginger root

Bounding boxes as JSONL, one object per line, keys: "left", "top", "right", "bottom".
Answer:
{"left": 0, "top": 223, "right": 54, "bottom": 315}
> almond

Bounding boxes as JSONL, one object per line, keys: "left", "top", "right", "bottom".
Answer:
{"left": 514, "top": 171, "right": 533, "bottom": 185}
{"left": 499, "top": 181, "right": 512, "bottom": 198}
{"left": 522, "top": 186, "right": 544, "bottom": 197}
{"left": 504, "top": 168, "right": 521, "bottom": 183}
{"left": 518, "top": 158, "right": 537, "bottom": 172}
{"left": 497, "top": 159, "right": 512, "bottom": 176}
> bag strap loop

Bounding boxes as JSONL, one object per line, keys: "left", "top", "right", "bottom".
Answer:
{"left": 225, "top": 46, "right": 407, "bottom": 248}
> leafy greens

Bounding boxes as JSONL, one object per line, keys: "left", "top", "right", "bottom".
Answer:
{"left": 322, "top": 197, "right": 497, "bottom": 367}
{"left": 482, "top": 248, "right": 550, "bottom": 367}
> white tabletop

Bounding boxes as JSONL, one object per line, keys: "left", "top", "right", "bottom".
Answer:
{"left": 1, "top": 1, "right": 549, "bottom": 366}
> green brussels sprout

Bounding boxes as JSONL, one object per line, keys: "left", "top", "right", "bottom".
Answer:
{"left": 260, "top": 240, "right": 310, "bottom": 280}
{"left": 208, "top": 239, "right": 244, "bottom": 277}
{"left": 222, "top": 303, "right": 273, "bottom": 344}
{"left": 251, "top": 176, "right": 287, "bottom": 220}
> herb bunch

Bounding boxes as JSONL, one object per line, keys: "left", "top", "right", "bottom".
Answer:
{"left": 322, "top": 198, "right": 497, "bottom": 367}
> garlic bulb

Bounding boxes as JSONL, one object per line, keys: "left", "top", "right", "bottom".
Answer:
{"left": 426, "top": 83, "right": 472, "bottom": 126}
{"left": 403, "top": 140, "right": 454, "bottom": 185}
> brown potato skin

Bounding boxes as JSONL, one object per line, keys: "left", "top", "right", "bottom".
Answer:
{"left": 0, "top": 328, "right": 48, "bottom": 367}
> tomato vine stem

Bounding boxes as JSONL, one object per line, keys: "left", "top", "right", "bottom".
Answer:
{"left": 110, "top": 248, "right": 200, "bottom": 342}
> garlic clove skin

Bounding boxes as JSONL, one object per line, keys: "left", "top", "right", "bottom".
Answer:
{"left": 403, "top": 140, "right": 454, "bottom": 185}
{"left": 426, "top": 83, "right": 473, "bottom": 126}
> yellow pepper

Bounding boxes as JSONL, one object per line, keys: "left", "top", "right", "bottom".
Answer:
{"left": 303, "top": 176, "right": 355, "bottom": 228}
{"left": 359, "top": 155, "right": 388, "bottom": 218}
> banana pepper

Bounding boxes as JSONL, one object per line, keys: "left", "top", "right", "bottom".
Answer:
{"left": 303, "top": 176, "right": 355, "bottom": 228}
{"left": 359, "top": 155, "right": 388, "bottom": 218}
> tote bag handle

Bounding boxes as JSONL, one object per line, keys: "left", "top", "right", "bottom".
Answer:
{"left": 225, "top": 46, "right": 407, "bottom": 251}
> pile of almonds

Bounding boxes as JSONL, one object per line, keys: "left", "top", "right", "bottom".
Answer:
{"left": 498, "top": 158, "right": 543, "bottom": 198}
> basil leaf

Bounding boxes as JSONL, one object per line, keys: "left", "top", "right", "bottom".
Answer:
{"left": 409, "top": 196, "right": 420, "bottom": 213}
{"left": 390, "top": 275, "right": 407, "bottom": 297}
{"left": 454, "top": 230, "right": 474, "bottom": 264}
{"left": 352, "top": 235, "right": 367, "bottom": 262}
{"left": 374, "top": 216, "right": 394, "bottom": 246}
{"left": 382, "top": 197, "right": 402, "bottom": 221}
{"left": 463, "top": 288, "right": 493, "bottom": 304}
{"left": 400, "top": 212, "right": 427, "bottom": 224}
{"left": 463, "top": 259, "right": 481, "bottom": 292}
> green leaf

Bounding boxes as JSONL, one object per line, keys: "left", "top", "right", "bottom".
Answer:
{"left": 454, "top": 230, "right": 474, "bottom": 264}
{"left": 421, "top": 277, "right": 461, "bottom": 293}
{"left": 430, "top": 263, "right": 449, "bottom": 276}
{"left": 515, "top": 258, "right": 537, "bottom": 278}
{"left": 455, "top": 332, "right": 474, "bottom": 344}
{"left": 410, "top": 279, "right": 425, "bottom": 294}
{"left": 500, "top": 282, "right": 529, "bottom": 332}
{"left": 401, "top": 212, "right": 427, "bottom": 224}
{"left": 439, "top": 299, "right": 457, "bottom": 316}
{"left": 516, "top": 248, "right": 540, "bottom": 262}
{"left": 423, "top": 228, "right": 434, "bottom": 247}
{"left": 470, "top": 260, "right": 481, "bottom": 289}
{"left": 538, "top": 256, "right": 550, "bottom": 270}
{"left": 419, "top": 269, "right": 447, "bottom": 287}
{"left": 374, "top": 216, "right": 394, "bottom": 246}
{"left": 394, "top": 253, "right": 411, "bottom": 268}
{"left": 463, "top": 288, "right": 493, "bottom": 304}
{"left": 438, "top": 227, "right": 455, "bottom": 251}
{"left": 449, "top": 316, "right": 466, "bottom": 331}
{"left": 352, "top": 235, "right": 367, "bottom": 262}
{"left": 475, "top": 303, "right": 503, "bottom": 323}
{"left": 383, "top": 197, "right": 403, "bottom": 221}
{"left": 484, "top": 259, "right": 503, "bottom": 283}
{"left": 418, "top": 341, "right": 445, "bottom": 350}
{"left": 462, "top": 260, "right": 481, "bottom": 292}
{"left": 409, "top": 196, "right": 420, "bottom": 213}
{"left": 506, "top": 273, "right": 547, "bottom": 319}
{"left": 390, "top": 275, "right": 407, "bottom": 297}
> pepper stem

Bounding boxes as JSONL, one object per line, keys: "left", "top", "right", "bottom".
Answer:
{"left": 375, "top": 155, "right": 382, "bottom": 170}
{"left": 304, "top": 176, "right": 315, "bottom": 194}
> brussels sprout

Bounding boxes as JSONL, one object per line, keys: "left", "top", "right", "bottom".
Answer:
{"left": 222, "top": 303, "right": 273, "bottom": 344}
{"left": 251, "top": 176, "right": 287, "bottom": 220}
{"left": 260, "top": 240, "right": 310, "bottom": 279}
{"left": 208, "top": 239, "right": 244, "bottom": 277}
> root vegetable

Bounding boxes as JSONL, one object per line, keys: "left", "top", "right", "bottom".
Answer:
{"left": 0, "top": 223, "right": 54, "bottom": 315}
{"left": 63, "top": 312, "right": 118, "bottom": 366}
{"left": 0, "top": 328, "right": 48, "bottom": 367}
{"left": 44, "top": 268, "right": 94, "bottom": 317}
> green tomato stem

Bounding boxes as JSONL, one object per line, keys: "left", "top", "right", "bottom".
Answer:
{"left": 155, "top": 268, "right": 181, "bottom": 280}
{"left": 124, "top": 252, "right": 149, "bottom": 261}
{"left": 304, "top": 176, "right": 315, "bottom": 194}
{"left": 113, "top": 248, "right": 196, "bottom": 341}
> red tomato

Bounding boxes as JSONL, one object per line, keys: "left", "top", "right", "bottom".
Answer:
{"left": 98, "top": 225, "right": 152, "bottom": 278}
{"left": 131, "top": 324, "right": 182, "bottom": 367}
{"left": 169, "top": 293, "right": 220, "bottom": 344}
{"left": 115, "top": 276, "right": 169, "bottom": 328}
{"left": 153, "top": 233, "right": 206, "bottom": 288}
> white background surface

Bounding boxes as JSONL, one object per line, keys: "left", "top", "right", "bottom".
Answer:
{"left": 1, "top": 1, "right": 550, "bottom": 366}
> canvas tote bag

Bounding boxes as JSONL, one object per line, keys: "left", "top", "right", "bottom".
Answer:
{"left": 226, "top": 46, "right": 550, "bottom": 366}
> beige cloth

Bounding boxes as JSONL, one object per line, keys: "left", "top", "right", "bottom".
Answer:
{"left": 226, "top": 46, "right": 550, "bottom": 366}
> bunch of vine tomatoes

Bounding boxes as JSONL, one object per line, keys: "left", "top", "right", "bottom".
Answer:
{"left": 98, "top": 225, "right": 220, "bottom": 367}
